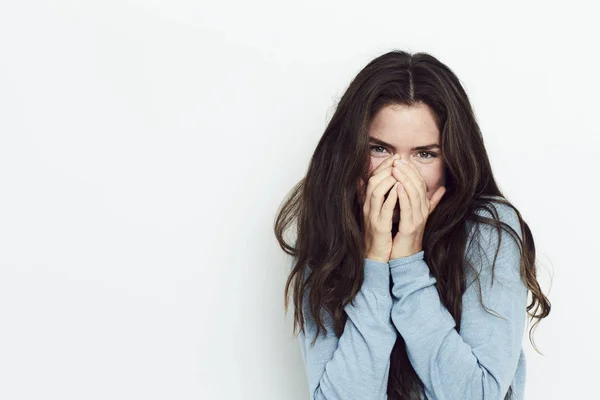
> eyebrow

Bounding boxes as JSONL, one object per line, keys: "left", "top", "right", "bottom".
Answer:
{"left": 369, "top": 137, "right": 441, "bottom": 151}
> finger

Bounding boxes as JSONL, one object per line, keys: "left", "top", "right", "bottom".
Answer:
{"left": 381, "top": 181, "right": 400, "bottom": 221}
{"left": 394, "top": 159, "right": 428, "bottom": 217}
{"left": 395, "top": 158, "right": 427, "bottom": 187}
{"left": 392, "top": 166, "right": 420, "bottom": 224}
{"left": 405, "top": 161, "right": 430, "bottom": 217}
{"left": 373, "top": 153, "right": 400, "bottom": 176}
{"left": 363, "top": 153, "right": 400, "bottom": 214}
{"left": 370, "top": 175, "right": 398, "bottom": 219}
{"left": 364, "top": 153, "right": 399, "bottom": 203}
{"left": 397, "top": 181, "right": 411, "bottom": 225}
{"left": 364, "top": 166, "right": 395, "bottom": 215}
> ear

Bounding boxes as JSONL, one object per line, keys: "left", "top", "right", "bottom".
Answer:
{"left": 358, "top": 178, "right": 366, "bottom": 190}
{"left": 357, "top": 178, "right": 366, "bottom": 203}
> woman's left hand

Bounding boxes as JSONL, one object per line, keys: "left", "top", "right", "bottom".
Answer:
{"left": 390, "top": 157, "right": 446, "bottom": 260}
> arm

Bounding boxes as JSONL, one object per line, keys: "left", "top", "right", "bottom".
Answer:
{"left": 388, "top": 203, "right": 528, "bottom": 400}
{"left": 292, "top": 258, "right": 397, "bottom": 400}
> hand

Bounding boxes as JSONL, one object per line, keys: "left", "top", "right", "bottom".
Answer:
{"left": 390, "top": 156, "right": 446, "bottom": 259}
{"left": 362, "top": 154, "right": 402, "bottom": 263}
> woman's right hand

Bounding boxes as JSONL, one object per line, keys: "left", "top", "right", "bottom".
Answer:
{"left": 362, "top": 153, "right": 401, "bottom": 263}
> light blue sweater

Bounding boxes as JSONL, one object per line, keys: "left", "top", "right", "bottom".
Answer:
{"left": 292, "top": 201, "right": 528, "bottom": 399}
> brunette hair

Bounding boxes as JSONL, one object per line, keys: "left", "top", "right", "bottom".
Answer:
{"left": 274, "top": 50, "right": 550, "bottom": 399}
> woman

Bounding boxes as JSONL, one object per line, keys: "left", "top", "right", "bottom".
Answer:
{"left": 273, "top": 50, "right": 550, "bottom": 400}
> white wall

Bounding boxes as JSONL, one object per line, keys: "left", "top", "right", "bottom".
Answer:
{"left": 0, "top": 1, "right": 597, "bottom": 399}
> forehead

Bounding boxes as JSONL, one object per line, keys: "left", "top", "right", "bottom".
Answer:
{"left": 368, "top": 103, "right": 439, "bottom": 146}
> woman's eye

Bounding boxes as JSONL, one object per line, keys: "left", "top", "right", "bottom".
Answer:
{"left": 370, "top": 145, "right": 389, "bottom": 154}
{"left": 418, "top": 151, "right": 437, "bottom": 159}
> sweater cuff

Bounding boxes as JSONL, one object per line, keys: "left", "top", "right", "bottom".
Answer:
{"left": 389, "top": 250, "right": 425, "bottom": 266}
{"left": 388, "top": 250, "right": 427, "bottom": 279}
{"left": 362, "top": 259, "right": 390, "bottom": 290}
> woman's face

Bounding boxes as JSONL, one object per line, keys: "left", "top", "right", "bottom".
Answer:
{"left": 367, "top": 102, "right": 446, "bottom": 222}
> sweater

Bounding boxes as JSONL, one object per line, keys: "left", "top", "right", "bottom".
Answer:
{"left": 291, "top": 201, "right": 528, "bottom": 399}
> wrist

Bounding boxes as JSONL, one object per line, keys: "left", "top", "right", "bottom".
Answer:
{"left": 365, "top": 254, "right": 389, "bottom": 263}
{"left": 390, "top": 247, "right": 422, "bottom": 260}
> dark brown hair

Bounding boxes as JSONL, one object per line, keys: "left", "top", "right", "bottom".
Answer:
{"left": 274, "top": 50, "right": 550, "bottom": 399}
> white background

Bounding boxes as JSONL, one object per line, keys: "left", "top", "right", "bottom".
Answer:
{"left": 0, "top": 1, "right": 597, "bottom": 399}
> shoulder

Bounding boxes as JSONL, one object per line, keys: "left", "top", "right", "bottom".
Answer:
{"left": 469, "top": 196, "right": 523, "bottom": 243}
{"left": 463, "top": 197, "right": 528, "bottom": 300}
{"left": 465, "top": 197, "right": 524, "bottom": 276}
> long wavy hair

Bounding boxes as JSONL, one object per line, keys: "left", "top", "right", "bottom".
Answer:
{"left": 274, "top": 50, "right": 551, "bottom": 400}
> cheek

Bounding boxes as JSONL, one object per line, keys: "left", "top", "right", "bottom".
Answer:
{"left": 361, "top": 158, "right": 386, "bottom": 193}
{"left": 369, "top": 157, "right": 385, "bottom": 174}
{"left": 417, "top": 166, "right": 445, "bottom": 199}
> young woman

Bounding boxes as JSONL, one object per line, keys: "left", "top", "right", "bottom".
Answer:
{"left": 274, "top": 50, "right": 550, "bottom": 400}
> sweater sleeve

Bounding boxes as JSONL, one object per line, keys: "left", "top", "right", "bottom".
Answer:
{"left": 292, "top": 257, "right": 398, "bottom": 400}
{"left": 388, "top": 202, "right": 528, "bottom": 400}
